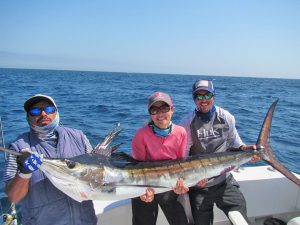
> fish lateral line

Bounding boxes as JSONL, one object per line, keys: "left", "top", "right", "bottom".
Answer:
{"left": 103, "top": 183, "right": 169, "bottom": 188}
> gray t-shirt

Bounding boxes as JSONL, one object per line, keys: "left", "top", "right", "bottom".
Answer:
{"left": 181, "top": 106, "right": 244, "bottom": 187}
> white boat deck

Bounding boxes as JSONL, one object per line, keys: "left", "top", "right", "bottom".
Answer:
{"left": 93, "top": 166, "right": 300, "bottom": 225}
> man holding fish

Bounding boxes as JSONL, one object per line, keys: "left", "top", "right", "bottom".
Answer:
{"left": 3, "top": 94, "right": 97, "bottom": 225}
{"left": 181, "top": 80, "right": 256, "bottom": 225}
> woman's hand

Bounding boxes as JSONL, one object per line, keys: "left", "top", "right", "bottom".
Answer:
{"left": 140, "top": 187, "right": 155, "bottom": 203}
{"left": 196, "top": 178, "right": 209, "bottom": 187}
{"left": 173, "top": 178, "right": 189, "bottom": 194}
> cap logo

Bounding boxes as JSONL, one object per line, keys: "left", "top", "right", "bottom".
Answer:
{"left": 196, "top": 80, "right": 209, "bottom": 88}
{"left": 148, "top": 92, "right": 173, "bottom": 109}
{"left": 154, "top": 92, "right": 163, "bottom": 98}
{"left": 151, "top": 92, "right": 167, "bottom": 102}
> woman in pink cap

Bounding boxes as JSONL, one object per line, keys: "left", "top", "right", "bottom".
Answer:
{"left": 131, "top": 91, "right": 189, "bottom": 225}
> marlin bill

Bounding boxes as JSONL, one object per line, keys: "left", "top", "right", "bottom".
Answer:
{"left": 2, "top": 100, "right": 300, "bottom": 202}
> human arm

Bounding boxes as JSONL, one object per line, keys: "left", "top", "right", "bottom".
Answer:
{"left": 226, "top": 112, "right": 245, "bottom": 149}
{"left": 177, "top": 126, "right": 188, "bottom": 159}
{"left": 180, "top": 113, "right": 194, "bottom": 157}
{"left": 5, "top": 151, "right": 43, "bottom": 203}
{"left": 226, "top": 111, "right": 259, "bottom": 161}
{"left": 83, "top": 134, "right": 93, "bottom": 153}
{"left": 5, "top": 175, "right": 30, "bottom": 203}
{"left": 4, "top": 153, "right": 29, "bottom": 203}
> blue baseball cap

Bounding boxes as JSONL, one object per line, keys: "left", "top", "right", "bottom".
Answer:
{"left": 192, "top": 80, "right": 215, "bottom": 94}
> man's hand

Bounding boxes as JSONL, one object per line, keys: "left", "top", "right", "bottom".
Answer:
{"left": 173, "top": 178, "right": 189, "bottom": 194}
{"left": 17, "top": 151, "right": 43, "bottom": 175}
{"left": 240, "top": 145, "right": 260, "bottom": 162}
{"left": 140, "top": 187, "right": 155, "bottom": 203}
{"left": 196, "top": 178, "right": 209, "bottom": 187}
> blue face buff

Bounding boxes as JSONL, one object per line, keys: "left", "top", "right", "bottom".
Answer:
{"left": 196, "top": 105, "right": 216, "bottom": 123}
{"left": 150, "top": 122, "right": 173, "bottom": 137}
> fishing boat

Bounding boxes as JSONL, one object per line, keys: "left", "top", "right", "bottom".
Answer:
{"left": 93, "top": 165, "right": 300, "bottom": 225}
{"left": 1, "top": 165, "right": 299, "bottom": 225}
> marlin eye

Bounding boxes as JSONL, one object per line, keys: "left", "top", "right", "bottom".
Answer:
{"left": 66, "top": 160, "right": 76, "bottom": 169}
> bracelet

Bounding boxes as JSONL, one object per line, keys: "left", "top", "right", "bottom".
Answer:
{"left": 18, "top": 173, "right": 32, "bottom": 179}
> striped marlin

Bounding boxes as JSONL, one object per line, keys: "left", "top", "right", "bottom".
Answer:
{"left": 1, "top": 100, "right": 300, "bottom": 202}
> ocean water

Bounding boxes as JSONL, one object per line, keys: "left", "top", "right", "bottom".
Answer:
{"left": 0, "top": 68, "right": 300, "bottom": 197}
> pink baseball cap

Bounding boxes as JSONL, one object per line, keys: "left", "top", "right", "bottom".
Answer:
{"left": 148, "top": 92, "right": 173, "bottom": 109}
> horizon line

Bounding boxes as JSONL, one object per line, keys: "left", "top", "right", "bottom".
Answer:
{"left": 0, "top": 66, "right": 299, "bottom": 80}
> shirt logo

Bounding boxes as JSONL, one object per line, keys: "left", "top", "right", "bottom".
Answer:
{"left": 197, "top": 127, "right": 220, "bottom": 140}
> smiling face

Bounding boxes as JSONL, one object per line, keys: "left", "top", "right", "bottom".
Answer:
{"left": 28, "top": 101, "right": 57, "bottom": 127}
{"left": 194, "top": 90, "right": 215, "bottom": 113}
{"left": 149, "top": 101, "right": 174, "bottom": 129}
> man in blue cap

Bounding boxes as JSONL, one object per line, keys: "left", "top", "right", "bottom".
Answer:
{"left": 181, "top": 80, "right": 256, "bottom": 225}
{"left": 3, "top": 94, "right": 97, "bottom": 225}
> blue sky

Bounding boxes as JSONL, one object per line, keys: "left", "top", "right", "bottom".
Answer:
{"left": 0, "top": 1, "right": 299, "bottom": 79}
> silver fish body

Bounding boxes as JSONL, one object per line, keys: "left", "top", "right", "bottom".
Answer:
{"left": 40, "top": 150, "right": 255, "bottom": 202}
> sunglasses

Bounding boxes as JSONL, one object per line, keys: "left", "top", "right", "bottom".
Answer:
{"left": 149, "top": 104, "right": 171, "bottom": 115}
{"left": 28, "top": 106, "right": 57, "bottom": 117}
{"left": 194, "top": 93, "right": 214, "bottom": 100}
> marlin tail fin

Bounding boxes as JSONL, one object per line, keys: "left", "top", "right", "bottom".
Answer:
{"left": 257, "top": 99, "right": 300, "bottom": 186}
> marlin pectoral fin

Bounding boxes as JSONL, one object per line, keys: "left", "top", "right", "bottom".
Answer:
{"left": 100, "top": 128, "right": 123, "bottom": 149}
{"left": 92, "top": 123, "right": 124, "bottom": 155}
{"left": 106, "top": 143, "right": 123, "bottom": 155}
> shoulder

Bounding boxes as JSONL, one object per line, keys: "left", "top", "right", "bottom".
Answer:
{"left": 14, "top": 132, "right": 30, "bottom": 141}
{"left": 57, "top": 126, "right": 84, "bottom": 135}
{"left": 215, "top": 106, "right": 235, "bottom": 121}
{"left": 133, "top": 125, "right": 151, "bottom": 138}
{"left": 172, "top": 124, "right": 187, "bottom": 135}
{"left": 10, "top": 132, "right": 31, "bottom": 151}
{"left": 171, "top": 124, "right": 187, "bottom": 143}
{"left": 132, "top": 125, "right": 154, "bottom": 150}
{"left": 215, "top": 106, "right": 237, "bottom": 128}
{"left": 180, "top": 111, "right": 195, "bottom": 125}
{"left": 58, "top": 126, "right": 82, "bottom": 132}
{"left": 57, "top": 126, "right": 88, "bottom": 145}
